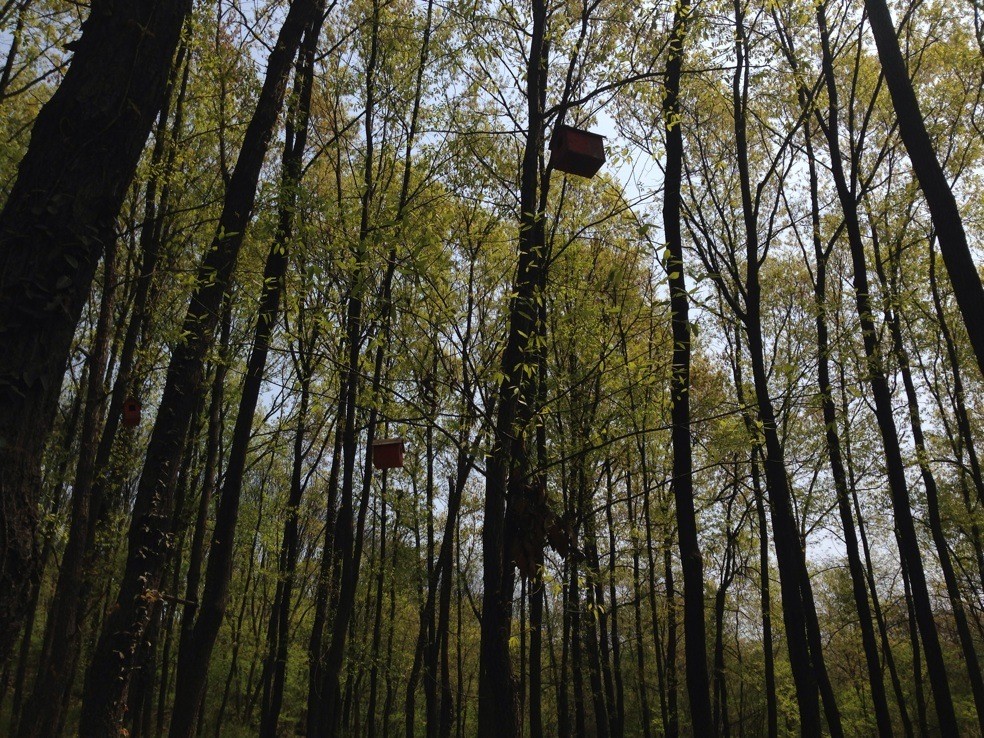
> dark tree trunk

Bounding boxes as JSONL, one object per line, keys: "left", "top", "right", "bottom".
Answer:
{"left": 663, "top": 531, "right": 679, "bottom": 738}
{"left": 899, "top": 533, "right": 931, "bottom": 738}
{"left": 624, "top": 469, "right": 654, "bottom": 738}
{"left": 728, "top": 4, "right": 839, "bottom": 727}
{"left": 258, "top": 355, "right": 314, "bottom": 737}
{"left": 604, "top": 464, "right": 625, "bottom": 737}
{"left": 838, "top": 357, "right": 915, "bottom": 737}
{"left": 166, "top": 4, "right": 323, "bottom": 730}
{"left": 752, "top": 452, "right": 777, "bottom": 738}
{"left": 794, "top": 19, "right": 895, "bottom": 728}
{"left": 570, "top": 557, "right": 588, "bottom": 737}
{"left": 478, "top": 0, "right": 549, "bottom": 734}
{"left": 17, "top": 44, "right": 190, "bottom": 736}
{"left": 253, "top": 11, "right": 324, "bottom": 735}
{"left": 529, "top": 563, "right": 545, "bottom": 738}
{"left": 424, "top": 381, "right": 438, "bottom": 738}
{"left": 872, "top": 226, "right": 984, "bottom": 733}
{"left": 583, "top": 516, "right": 610, "bottom": 738}
{"left": 729, "top": 332, "right": 777, "bottom": 738}
{"left": 926, "top": 238, "right": 984, "bottom": 595}
{"left": 661, "top": 0, "right": 713, "bottom": 732}
{"left": 813, "top": 5, "right": 958, "bottom": 730}
{"left": 0, "top": 0, "right": 191, "bottom": 664}
{"left": 712, "top": 500, "right": 736, "bottom": 738}
{"left": 16, "top": 236, "right": 117, "bottom": 738}
{"left": 81, "top": 1, "right": 318, "bottom": 732}
{"left": 308, "top": 3, "right": 404, "bottom": 729}
{"left": 864, "top": 0, "right": 984, "bottom": 381}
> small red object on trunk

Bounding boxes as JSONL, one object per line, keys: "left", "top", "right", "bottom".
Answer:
{"left": 548, "top": 124, "right": 606, "bottom": 178}
{"left": 372, "top": 438, "right": 405, "bottom": 469}
{"left": 123, "top": 398, "right": 142, "bottom": 427}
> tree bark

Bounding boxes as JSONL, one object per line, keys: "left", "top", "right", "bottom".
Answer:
{"left": 864, "top": 0, "right": 984, "bottom": 381}
{"left": 726, "top": 5, "right": 840, "bottom": 729}
{"left": 80, "top": 1, "right": 318, "bottom": 731}
{"left": 792, "top": 17, "right": 895, "bottom": 727}
{"left": 0, "top": 0, "right": 191, "bottom": 664}
{"left": 478, "top": 0, "right": 549, "bottom": 733}
{"left": 660, "top": 0, "right": 713, "bottom": 731}
{"left": 871, "top": 225, "right": 984, "bottom": 733}
{"left": 813, "top": 5, "right": 958, "bottom": 730}
{"left": 166, "top": 6, "right": 324, "bottom": 733}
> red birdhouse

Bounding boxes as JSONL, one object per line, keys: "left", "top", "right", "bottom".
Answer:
{"left": 122, "top": 398, "right": 142, "bottom": 428}
{"left": 372, "top": 438, "right": 405, "bottom": 469}
{"left": 548, "top": 124, "right": 606, "bottom": 178}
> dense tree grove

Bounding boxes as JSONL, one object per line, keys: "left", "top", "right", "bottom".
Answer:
{"left": 2, "top": 0, "right": 984, "bottom": 735}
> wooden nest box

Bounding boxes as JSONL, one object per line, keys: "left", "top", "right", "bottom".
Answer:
{"left": 372, "top": 438, "right": 405, "bottom": 469}
{"left": 122, "top": 398, "right": 142, "bottom": 428}
{"left": 548, "top": 124, "right": 606, "bottom": 178}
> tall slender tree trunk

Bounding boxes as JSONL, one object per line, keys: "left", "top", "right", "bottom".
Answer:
{"left": 583, "top": 513, "right": 610, "bottom": 738}
{"left": 310, "top": 0, "right": 432, "bottom": 725}
{"left": 863, "top": 0, "right": 984, "bottom": 381}
{"left": 167, "top": 7, "right": 323, "bottom": 730}
{"left": 924, "top": 237, "right": 984, "bottom": 567}
{"left": 624, "top": 469, "right": 653, "bottom": 738}
{"left": 837, "top": 354, "right": 915, "bottom": 737}
{"left": 478, "top": 0, "right": 549, "bottom": 733}
{"left": 813, "top": 5, "right": 957, "bottom": 731}
{"left": 751, "top": 451, "right": 777, "bottom": 738}
{"left": 899, "top": 533, "right": 931, "bottom": 738}
{"left": 258, "top": 350, "right": 314, "bottom": 737}
{"left": 17, "top": 237, "right": 116, "bottom": 737}
{"left": 81, "top": 2, "right": 318, "bottom": 731}
{"left": 529, "top": 561, "right": 545, "bottom": 738}
{"left": 306, "top": 431, "right": 343, "bottom": 736}
{"left": 663, "top": 527, "right": 679, "bottom": 738}
{"left": 728, "top": 5, "right": 840, "bottom": 729}
{"left": 604, "top": 464, "right": 625, "bottom": 737}
{"left": 253, "top": 10, "right": 325, "bottom": 734}
{"left": 0, "top": 0, "right": 191, "bottom": 663}
{"left": 661, "top": 0, "right": 713, "bottom": 731}
{"left": 712, "top": 492, "right": 737, "bottom": 738}
{"left": 728, "top": 329, "right": 777, "bottom": 738}
{"left": 785, "top": 23, "right": 895, "bottom": 727}
{"left": 17, "top": 44, "right": 191, "bottom": 736}
{"left": 872, "top": 226, "right": 984, "bottom": 733}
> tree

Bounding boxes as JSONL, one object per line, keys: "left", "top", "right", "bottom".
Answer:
{"left": 79, "top": 1, "right": 320, "bottom": 731}
{"left": 659, "top": 0, "right": 714, "bottom": 731}
{"left": 864, "top": 0, "right": 984, "bottom": 382}
{"left": 0, "top": 0, "right": 191, "bottom": 664}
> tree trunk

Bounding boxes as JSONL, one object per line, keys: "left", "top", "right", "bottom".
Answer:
{"left": 0, "top": 0, "right": 191, "bottom": 664}
{"left": 253, "top": 11, "right": 324, "bottom": 735}
{"left": 661, "top": 0, "right": 713, "bottom": 731}
{"left": 864, "top": 0, "right": 984, "bottom": 381}
{"left": 166, "top": 4, "right": 322, "bottom": 727}
{"left": 872, "top": 225, "right": 984, "bottom": 733}
{"left": 604, "top": 464, "right": 625, "bottom": 737}
{"left": 791, "top": 19, "right": 895, "bottom": 727}
{"left": 17, "top": 237, "right": 117, "bottom": 737}
{"left": 624, "top": 469, "right": 653, "bottom": 738}
{"left": 81, "top": 1, "right": 318, "bottom": 731}
{"left": 478, "top": 0, "right": 549, "bottom": 733}
{"left": 813, "top": 5, "right": 957, "bottom": 730}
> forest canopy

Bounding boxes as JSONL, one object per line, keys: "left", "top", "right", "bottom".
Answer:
{"left": 2, "top": 0, "right": 984, "bottom": 735}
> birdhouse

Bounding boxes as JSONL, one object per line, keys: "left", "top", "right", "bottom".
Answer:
{"left": 372, "top": 438, "right": 405, "bottom": 469}
{"left": 122, "top": 398, "right": 142, "bottom": 428}
{"left": 548, "top": 124, "right": 606, "bottom": 178}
